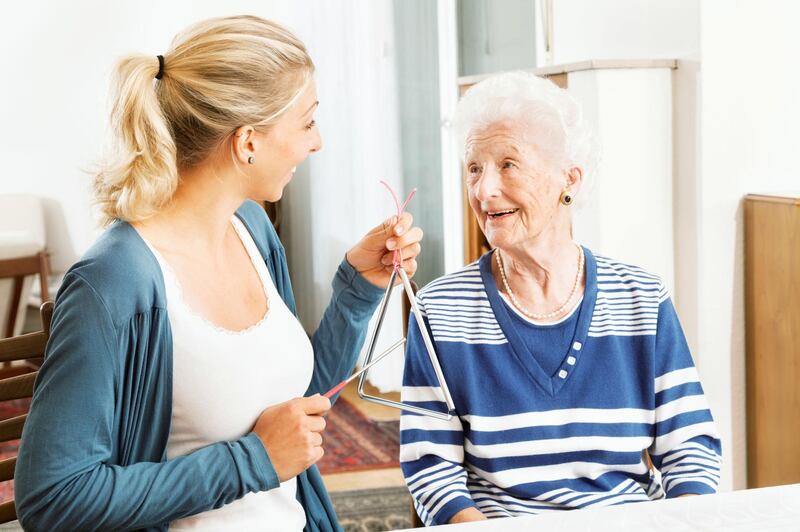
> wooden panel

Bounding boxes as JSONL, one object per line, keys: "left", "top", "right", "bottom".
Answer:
{"left": 0, "top": 457, "right": 15, "bottom": 483}
{"left": 0, "top": 500, "right": 15, "bottom": 524}
{"left": 0, "top": 414, "right": 26, "bottom": 442}
{"left": 744, "top": 194, "right": 800, "bottom": 488}
{"left": 0, "top": 331, "right": 47, "bottom": 363}
{"left": 0, "top": 255, "right": 41, "bottom": 278}
{"left": 547, "top": 72, "right": 568, "bottom": 89}
{"left": 0, "top": 371, "right": 36, "bottom": 402}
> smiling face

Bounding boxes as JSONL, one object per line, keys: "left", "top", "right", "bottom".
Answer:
{"left": 465, "top": 120, "right": 576, "bottom": 252}
{"left": 240, "top": 78, "right": 322, "bottom": 202}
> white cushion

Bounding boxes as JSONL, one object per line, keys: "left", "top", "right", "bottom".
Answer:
{"left": 0, "top": 194, "right": 46, "bottom": 258}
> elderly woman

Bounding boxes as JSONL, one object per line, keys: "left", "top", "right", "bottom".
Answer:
{"left": 400, "top": 72, "right": 721, "bottom": 525}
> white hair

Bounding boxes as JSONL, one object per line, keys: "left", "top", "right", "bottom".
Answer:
{"left": 453, "top": 71, "right": 600, "bottom": 201}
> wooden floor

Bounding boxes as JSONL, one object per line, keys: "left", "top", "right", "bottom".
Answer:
{"left": 338, "top": 380, "right": 401, "bottom": 422}
{"left": 322, "top": 380, "right": 404, "bottom": 493}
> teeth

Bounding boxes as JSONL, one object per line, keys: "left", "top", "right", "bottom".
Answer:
{"left": 489, "top": 209, "right": 518, "bottom": 217}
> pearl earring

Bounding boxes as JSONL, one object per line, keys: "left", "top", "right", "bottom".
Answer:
{"left": 560, "top": 189, "right": 573, "bottom": 206}
{"left": 247, "top": 156, "right": 256, "bottom": 165}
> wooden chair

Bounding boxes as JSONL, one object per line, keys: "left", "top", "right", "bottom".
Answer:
{"left": 0, "top": 301, "right": 53, "bottom": 523}
{"left": 0, "top": 251, "right": 50, "bottom": 339}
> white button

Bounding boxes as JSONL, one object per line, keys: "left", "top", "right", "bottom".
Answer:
{"left": 558, "top": 370, "right": 568, "bottom": 379}
{"left": 567, "top": 356, "right": 576, "bottom": 365}
{"left": 573, "top": 341, "right": 583, "bottom": 351}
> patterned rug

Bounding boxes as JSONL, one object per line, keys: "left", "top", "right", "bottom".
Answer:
{"left": 0, "top": 398, "right": 30, "bottom": 502}
{"left": 331, "top": 486, "right": 413, "bottom": 532}
{"left": 317, "top": 397, "right": 400, "bottom": 475}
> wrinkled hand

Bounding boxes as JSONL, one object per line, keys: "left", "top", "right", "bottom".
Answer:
{"left": 346, "top": 212, "right": 423, "bottom": 288}
{"left": 449, "top": 507, "right": 487, "bottom": 523}
{"left": 253, "top": 394, "right": 330, "bottom": 482}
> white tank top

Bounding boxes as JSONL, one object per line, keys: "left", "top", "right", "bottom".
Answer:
{"left": 144, "top": 216, "right": 313, "bottom": 531}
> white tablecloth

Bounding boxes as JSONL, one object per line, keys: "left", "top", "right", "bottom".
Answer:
{"left": 400, "top": 483, "right": 800, "bottom": 531}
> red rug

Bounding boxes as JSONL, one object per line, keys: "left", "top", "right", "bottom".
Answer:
{"left": 0, "top": 398, "right": 30, "bottom": 502}
{"left": 317, "top": 397, "right": 400, "bottom": 475}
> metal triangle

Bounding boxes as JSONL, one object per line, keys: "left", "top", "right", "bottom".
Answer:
{"left": 357, "top": 267, "right": 455, "bottom": 420}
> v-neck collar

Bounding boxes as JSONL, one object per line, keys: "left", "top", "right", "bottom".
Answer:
{"left": 479, "top": 247, "right": 598, "bottom": 397}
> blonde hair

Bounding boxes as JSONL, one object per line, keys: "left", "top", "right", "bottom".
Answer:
{"left": 94, "top": 15, "right": 314, "bottom": 225}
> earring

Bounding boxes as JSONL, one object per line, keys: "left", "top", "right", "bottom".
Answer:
{"left": 247, "top": 156, "right": 256, "bottom": 165}
{"left": 560, "top": 189, "right": 573, "bottom": 206}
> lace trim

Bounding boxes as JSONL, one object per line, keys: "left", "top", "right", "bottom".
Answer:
{"left": 143, "top": 218, "right": 272, "bottom": 336}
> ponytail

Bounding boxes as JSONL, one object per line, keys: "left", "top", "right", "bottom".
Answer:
{"left": 94, "top": 54, "right": 177, "bottom": 225}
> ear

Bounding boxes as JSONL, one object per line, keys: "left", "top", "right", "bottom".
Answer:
{"left": 566, "top": 166, "right": 583, "bottom": 193}
{"left": 232, "top": 126, "right": 258, "bottom": 165}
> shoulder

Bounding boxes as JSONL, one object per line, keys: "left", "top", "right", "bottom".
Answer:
{"left": 234, "top": 200, "right": 281, "bottom": 255}
{"left": 417, "top": 260, "right": 484, "bottom": 301}
{"left": 413, "top": 256, "right": 505, "bottom": 345}
{"left": 592, "top": 251, "right": 669, "bottom": 303}
{"left": 63, "top": 221, "right": 166, "bottom": 324}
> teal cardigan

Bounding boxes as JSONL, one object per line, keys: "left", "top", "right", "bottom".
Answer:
{"left": 15, "top": 200, "right": 384, "bottom": 531}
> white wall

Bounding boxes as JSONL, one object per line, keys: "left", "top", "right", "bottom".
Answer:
{"left": 693, "top": 0, "right": 800, "bottom": 490}
{"left": 551, "top": 0, "right": 700, "bottom": 65}
{"left": 570, "top": 68, "right": 675, "bottom": 292}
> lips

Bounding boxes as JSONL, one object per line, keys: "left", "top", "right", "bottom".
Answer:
{"left": 487, "top": 208, "right": 519, "bottom": 220}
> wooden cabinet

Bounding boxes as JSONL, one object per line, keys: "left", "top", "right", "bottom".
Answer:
{"left": 744, "top": 194, "right": 800, "bottom": 488}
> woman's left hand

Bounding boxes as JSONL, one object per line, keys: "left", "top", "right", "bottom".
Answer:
{"left": 346, "top": 212, "right": 423, "bottom": 288}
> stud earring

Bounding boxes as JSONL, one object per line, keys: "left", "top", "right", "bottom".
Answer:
{"left": 560, "top": 189, "right": 573, "bottom": 206}
{"left": 247, "top": 156, "right": 256, "bottom": 165}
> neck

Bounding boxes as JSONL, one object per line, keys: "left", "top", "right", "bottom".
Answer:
{"left": 500, "top": 231, "right": 577, "bottom": 288}
{"left": 492, "top": 231, "right": 584, "bottom": 319}
{"left": 133, "top": 162, "right": 247, "bottom": 255}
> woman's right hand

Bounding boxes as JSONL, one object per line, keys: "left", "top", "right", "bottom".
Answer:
{"left": 252, "top": 394, "right": 331, "bottom": 482}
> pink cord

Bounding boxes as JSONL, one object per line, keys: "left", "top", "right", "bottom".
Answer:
{"left": 380, "top": 180, "right": 416, "bottom": 271}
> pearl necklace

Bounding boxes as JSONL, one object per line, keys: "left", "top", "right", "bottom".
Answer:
{"left": 495, "top": 244, "right": 585, "bottom": 321}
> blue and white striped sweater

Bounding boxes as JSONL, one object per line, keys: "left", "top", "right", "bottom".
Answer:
{"left": 400, "top": 248, "right": 721, "bottom": 525}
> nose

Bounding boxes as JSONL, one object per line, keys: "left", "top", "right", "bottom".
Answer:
{"left": 310, "top": 128, "right": 322, "bottom": 153}
{"left": 474, "top": 164, "right": 501, "bottom": 203}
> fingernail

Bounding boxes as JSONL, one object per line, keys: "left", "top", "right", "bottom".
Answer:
{"left": 395, "top": 225, "right": 405, "bottom": 236}
{"left": 387, "top": 239, "right": 397, "bottom": 249}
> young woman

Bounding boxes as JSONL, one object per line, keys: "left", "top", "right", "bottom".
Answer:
{"left": 15, "top": 15, "right": 423, "bottom": 531}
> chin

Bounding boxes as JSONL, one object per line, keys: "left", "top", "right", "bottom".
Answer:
{"left": 251, "top": 188, "right": 284, "bottom": 203}
{"left": 265, "top": 190, "right": 284, "bottom": 202}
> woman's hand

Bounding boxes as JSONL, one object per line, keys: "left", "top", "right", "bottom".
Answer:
{"left": 345, "top": 212, "right": 423, "bottom": 288}
{"left": 252, "top": 394, "right": 331, "bottom": 482}
{"left": 449, "top": 507, "right": 487, "bottom": 523}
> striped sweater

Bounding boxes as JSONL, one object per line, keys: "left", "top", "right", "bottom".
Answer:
{"left": 400, "top": 247, "right": 721, "bottom": 525}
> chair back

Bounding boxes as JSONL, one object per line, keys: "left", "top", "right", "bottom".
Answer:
{"left": 0, "top": 301, "right": 53, "bottom": 523}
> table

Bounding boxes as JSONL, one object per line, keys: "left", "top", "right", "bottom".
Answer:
{"left": 399, "top": 483, "right": 800, "bottom": 531}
